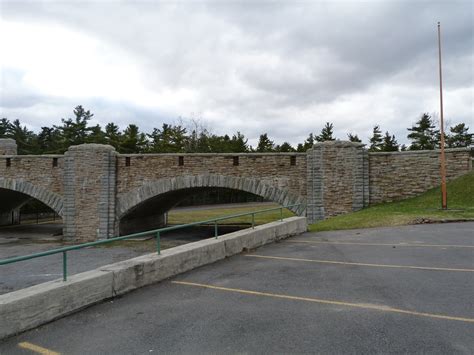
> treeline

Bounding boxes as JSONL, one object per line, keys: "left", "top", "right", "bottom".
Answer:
{"left": 0, "top": 106, "right": 472, "bottom": 155}
{"left": 367, "top": 113, "right": 472, "bottom": 152}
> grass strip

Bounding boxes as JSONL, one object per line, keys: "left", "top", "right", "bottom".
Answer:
{"left": 309, "top": 171, "right": 474, "bottom": 232}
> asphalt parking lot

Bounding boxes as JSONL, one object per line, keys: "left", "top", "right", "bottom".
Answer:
{"left": 1, "top": 222, "right": 473, "bottom": 354}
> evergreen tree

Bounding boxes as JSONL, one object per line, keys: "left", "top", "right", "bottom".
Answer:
{"left": 0, "top": 118, "right": 10, "bottom": 137}
{"left": 205, "top": 133, "right": 249, "bottom": 153}
{"left": 446, "top": 123, "right": 472, "bottom": 148}
{"left": 6, "top": 119, "right": 38, "bottom": 154}
{"left": 369, "top": 125, "right": 383, "bottom": 151}
{"left": 148, "top": 123, "right": 187, "bottom": 153}
{"left": 347, "top": 133, "right": 362, "bottom": 143}
{"left": 407, "top": 113, "right": 439, "bottom": 150}
{"left": 256, "top": 133, "right": 275, "bottom": 152}
{"left": 120, "top": 124, "right": 147, "bottom": 153}
{"left": 297, "top": 133, "right": 315, "bottom": 152}
{"left": 276, "top": 142, "right": 295, "bottom": 152}
{"left": 37, "top": 126, "right": 63, "bottom": 154}
{"left": 57, "top": 105, "right": 94, "bottom": 150}
{"left": 104, "top": 123, "right": 122, "bottom": 150}
{"left": 228, "top": 132, "right": 249, "bottom": 152}
{"left": 316, "top": 122, "right": 335, "bottom": 142}
{"left": 86, "top": 124, "right": 107, "bottom": 144}
{"left": 206, "top": 134, "right": 229, "bottom": 153}
{"left": 380, "top": 132, "right": 399, "bottom": 152}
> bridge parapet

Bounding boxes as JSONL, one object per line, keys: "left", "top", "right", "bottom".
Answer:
{"left": 0, "top": 155, "right": 64, "bottom": 195}
{"left": 116, "top": 152, "right": 307, "bottom": 200}
{"left": 0, "top": 138, "right": 17, "bottom": 155}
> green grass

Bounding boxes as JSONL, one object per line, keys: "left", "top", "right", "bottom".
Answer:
{"left": 309, "top": 171, "right": 474, "bottom": 232}
{"left": 168, "top": 204, "right": 295, "bottom": 226}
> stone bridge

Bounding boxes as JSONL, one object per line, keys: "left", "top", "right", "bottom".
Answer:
{"left": 0, "top": 138, "right": 471, "bottom": 242}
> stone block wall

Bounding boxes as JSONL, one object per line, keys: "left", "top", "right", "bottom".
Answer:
{"left": 0, "top": 139, "right": 17, "bottom": 155}
{"left": 306, "top": 141, "right": 368, "bottom": 223}
{"left": 0, "top": 141, "right": 64, "bottom": 224}
{"left": 369, "top": 148, "right": 472, "bottom": 204}
{"left": 63, "top": 145, "right": 117, "bottom": 241}
{"left": 0, "top": 155, "right": 64, "bottom": 195}
{"left": 116, "top": 153, "right": 307, "bottom": 200}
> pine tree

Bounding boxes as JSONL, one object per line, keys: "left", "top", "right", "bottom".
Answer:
{"left": 148, "top": 123, "right": 187, "bottom": 153}
{"left": 347, "top": 133, "right": 362, "bottom": 143}
{"left": 37, "top": 126, "right": 63, "bottom": 154}
{"left": 120, "top": 124, "right": 148, "bottom": 153}
{"left": 297, "top": 133, "right": 315, "bottom": 152}
{"left": 6, "top": 119, "right": 38, "bottom": 154}
{"left": 57, "top": 105, "right": 94, "bottom": 149}
{"left": 446, "top": 123, "right": 472, "bottom": 148}
{"left": 380, "top": 132, "right": 399, "bottom": 152}
{"left": 87, "top": 124, "right": 107, "bottom": 144}
{"left": 229, "top": 132, "right": 249, "bottom": 152}
{"left": 276, "top": 142, "right": 295, "bottom": 152}
{"left": 369, "top": 125, "right": 383, "bottom": 151}
{"left": 105, "top": 123, "right": 122, "bottom": 150}
{"left": 0, "top": 118, "right": 10, "bottom": 137}
{"left": 256, "top": 133, "right": 275, "bottom": 152}
{"left": 316, "top": 122, "right": 335, "bottom": 142}
{"left": 407, "top": 113, "right": 439, "bottom": 150}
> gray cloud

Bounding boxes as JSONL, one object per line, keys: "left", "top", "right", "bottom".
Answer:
{"left": 1, "top": 0, "right": 472, "bottom": 147}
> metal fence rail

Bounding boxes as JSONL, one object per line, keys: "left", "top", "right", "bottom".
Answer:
{"left": 0, "top": 204, "right": 302, "bottom": 282}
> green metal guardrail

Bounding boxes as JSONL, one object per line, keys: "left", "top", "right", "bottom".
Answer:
{"left": 0, "top": 204, "right": 302, "bottom": 282}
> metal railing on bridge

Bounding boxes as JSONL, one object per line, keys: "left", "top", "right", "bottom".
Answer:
{"left": 0, "top": 204, "right": 303, "bottom": 282}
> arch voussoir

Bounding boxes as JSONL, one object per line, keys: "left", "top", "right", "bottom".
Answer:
{"left": 117, "top": 174, "right": 306, "bottom": 219}
{"left": 0, "top": 178, "right": 64, "bottom": 216}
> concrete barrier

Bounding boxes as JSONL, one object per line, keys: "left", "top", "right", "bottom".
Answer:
{"left": 0, "top": 216, "right": 306, "bottom": 339}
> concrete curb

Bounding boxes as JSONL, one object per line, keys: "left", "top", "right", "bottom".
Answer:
{"left": 0, "top": 217, "right": 307, "bottom": 339}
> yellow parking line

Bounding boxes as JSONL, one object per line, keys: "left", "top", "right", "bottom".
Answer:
{"left": 172, "top": 281, "right": 474, "bottom": 323}
{"left": 18, "top": 342, "right": 60, "bottom": 355}
{"left": 245, "top": 254, "right": 474, "bottom": 272}
{"left": 286, "top": 240, "right": 474, "bottom": 248}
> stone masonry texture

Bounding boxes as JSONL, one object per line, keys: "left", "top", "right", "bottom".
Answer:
{"left": 0, "top": 139, "right": 17, "bottom": 155}
{"left": 62, "top": 145, "right": 117, "bottom": 241}
{"left": 0, "top": 140, "right": 64, "bottom": 216}
{"left": 306, "top": 141, "right": 367, "bottom": 223}
{"left": 116, "top": 153, "right": 307, "bottom": 198}
{"left": 369, "top": 148, "right": 472, "bottom": 204}
{"left": 0, "top": 141, "right": 471, "bottom": 241}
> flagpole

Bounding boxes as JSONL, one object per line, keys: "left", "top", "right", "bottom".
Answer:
{"left": 437, "top": 21, "right": 447, "bottom": 209}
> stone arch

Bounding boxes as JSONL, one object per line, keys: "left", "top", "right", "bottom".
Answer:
{"left": 117, "top": 174, "right": 307, "bottom": 219}
{"left": 0, "top": 178, "right": 64, "bottom": 216}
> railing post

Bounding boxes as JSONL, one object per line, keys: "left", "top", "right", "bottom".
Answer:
{"left": 62, "top": 251, "right": 67, "bottom": 281}
{"left": 214, "top": 221, "right": 218, "bottom": 239}
{"left": 251, "top": 213, "right": 255, "bottom": 229}
{"left": 156, "top": 231, "right": 161, "bottom": 255}
{"left": 280, "top": 207, "right": 283, "bottom": 221}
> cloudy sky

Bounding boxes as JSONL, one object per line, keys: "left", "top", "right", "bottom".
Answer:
{"left": 0, "top": 0, "right": 472, "bottom": 147}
